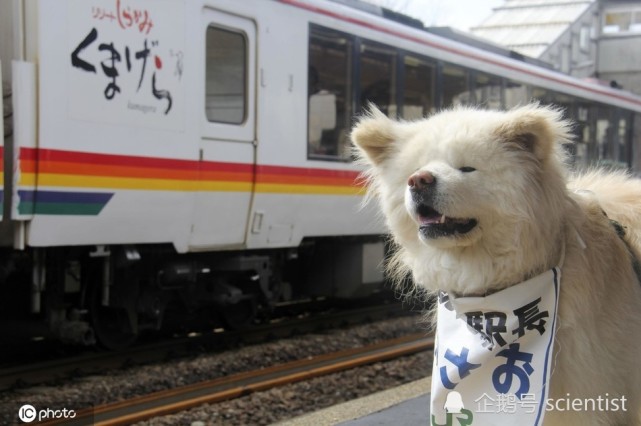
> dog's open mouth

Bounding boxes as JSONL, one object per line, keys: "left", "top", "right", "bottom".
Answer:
{"left": 417, "top": 204, "right": 478, "bottom": 238}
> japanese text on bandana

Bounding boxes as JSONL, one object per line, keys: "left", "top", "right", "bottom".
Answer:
{"left": 431, "top": 268, "right": 560, "bottom": 426}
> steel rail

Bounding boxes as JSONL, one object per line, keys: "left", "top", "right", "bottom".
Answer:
{"left": 2, "top": 304, "right": 410, "bottom": 391}
{"left": 40, "top": 333, "right": 433, "bottom": 426}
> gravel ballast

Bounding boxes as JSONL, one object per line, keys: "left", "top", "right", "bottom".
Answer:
{"left": 0, "top": 315, "right": 431, "bottom": 425}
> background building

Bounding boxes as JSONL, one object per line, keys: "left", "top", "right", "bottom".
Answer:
{"left": 470, "top": 0, "right": 641, "bottom": 96}
{"left": 597, "top": 1, "right": 641, "bottom": 95}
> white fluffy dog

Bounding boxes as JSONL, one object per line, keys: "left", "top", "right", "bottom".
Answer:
{"left": 352, "top": 104, "right": 641, "bottom": 425}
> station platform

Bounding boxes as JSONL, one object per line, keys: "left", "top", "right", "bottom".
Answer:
{"left": 278, "top": 377, "right": 432, "bottom": 426}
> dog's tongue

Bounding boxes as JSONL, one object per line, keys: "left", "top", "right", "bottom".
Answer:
{"left": 420, "top": 214, "right": 446, "bottom": 225}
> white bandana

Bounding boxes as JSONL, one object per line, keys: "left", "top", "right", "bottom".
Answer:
{"left": 430, "top": 267, "right": 560, "bottom": 426}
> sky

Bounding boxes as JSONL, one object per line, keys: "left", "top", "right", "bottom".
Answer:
{"left": 367, "top": 0, "right": 506, "bottom": 32}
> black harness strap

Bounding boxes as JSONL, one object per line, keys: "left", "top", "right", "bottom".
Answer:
{"left": 608, "top": 217, "right": 641, "bottom": 285}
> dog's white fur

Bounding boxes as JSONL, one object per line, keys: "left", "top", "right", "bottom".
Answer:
{"left": 352, "top": 104, "right": 641, "bottom": 425}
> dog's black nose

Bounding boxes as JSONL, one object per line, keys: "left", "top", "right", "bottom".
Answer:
{"left": 408, "top": 170, "right": 436, "bottom": 190}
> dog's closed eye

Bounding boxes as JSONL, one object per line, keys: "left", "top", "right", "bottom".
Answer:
{"left": 459, "top": 166, "right": 476, "bottom": 173}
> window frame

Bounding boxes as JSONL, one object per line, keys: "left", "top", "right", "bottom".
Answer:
{"left": 602, "top": 7, "right": 641, "bottom": 36}
{"left": 205, "top": 25, "right": 248, "bottom": 125}
{"left": 307, "top": 24, "right": 355, "bottom": 162}
{"left": 400, "top": 53, "right": 436, "bottom": 119}
{"left": 201, "top": 8, "right": 256, "bottom": 144}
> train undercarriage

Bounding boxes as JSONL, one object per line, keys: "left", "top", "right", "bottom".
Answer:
{"left": 0, "top": 237, "right": 387, "bottom": 349}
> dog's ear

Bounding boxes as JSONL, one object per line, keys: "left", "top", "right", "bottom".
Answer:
{"left": 351, "top": 105, "right": 400, "bottom": 166}
{"left": 494, "top": 104, "right": 572, "bottom": 161}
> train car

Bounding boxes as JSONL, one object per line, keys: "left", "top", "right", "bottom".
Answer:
{"left": 1, "top": 0, "right": 641, "bottom": 348}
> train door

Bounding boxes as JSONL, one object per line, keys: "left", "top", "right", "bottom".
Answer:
{"left": 189, "top": 8, "right": 257, "bottom": 250}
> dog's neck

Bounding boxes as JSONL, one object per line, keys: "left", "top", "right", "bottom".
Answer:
{"left": 449, "top": 220, "right": 586, "bottom": 298}
{"left": 416, "top": 222, "right": 570, "bottom": 298}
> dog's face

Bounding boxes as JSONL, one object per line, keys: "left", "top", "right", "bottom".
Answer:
{"left": 352, "top": 105, "right": 571, "bottom": 292}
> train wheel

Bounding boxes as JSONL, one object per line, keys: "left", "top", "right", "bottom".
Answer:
{"left": 89, "top": 282, "right": 139, "bottom": 350}
{"left": 220, "top": 297, "right": 257, "bottom": 330}
{"left": 91, "top": 304, "right": 139, "bottom": 350}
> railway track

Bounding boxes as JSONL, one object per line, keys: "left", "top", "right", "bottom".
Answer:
{"left": 1, "top": 303, "right": 411, "bottom": 391}
{"left": 39, "top": 333, "right": 433, "bottom": 426}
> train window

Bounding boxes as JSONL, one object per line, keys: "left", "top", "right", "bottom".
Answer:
{"left": 634, "top": 114, "right": 641, "bottom": 169}
{"left": 442, "top": 64, "right": 469, "bottom": 107}
{"left": 618, "top": 113, "right": 632, "bottom": 165}
{"left": 532, "top": 87, "right": 551, "bottom": 104}
{"left": 504, "top": 80, "right": 530, "bottom": 109}
{"left": 596, "top": 106, "right": 615, "bottom": 163}
{"left": 360, "top": 42, "right": 397, "bottom": 117}
{"left": 205, "top": 26, "right": 247, "bottom": 124}
{"left": 548, "top": 92, "right": 578, "bottom": 160}
{"left": 474, "top": 73, "right": 502, "bottom": 110}
{"left": 308, "top": 25, "right": 353, "bottom": 161}
{"left": 403, "top": 56, "right": 434, "bottom": 119}
{"left": 574, "top": 103, "right": 596, "bottom": 167}
{"left": 548, "top": 92, "right": 575, "bottom": 118}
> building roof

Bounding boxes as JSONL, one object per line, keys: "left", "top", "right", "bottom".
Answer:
{"left": 470, "top": 0, "right": 596, "bottom": 58}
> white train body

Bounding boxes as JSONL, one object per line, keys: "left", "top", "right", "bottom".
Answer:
{"left": 3, "top": 0, "right": 641, "bottom": 251}
{"left": 1, "top": 0, "right": 641, "bottom": 346}
{"left": 4, "top": 0, "right": 385, "bottom": 253}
